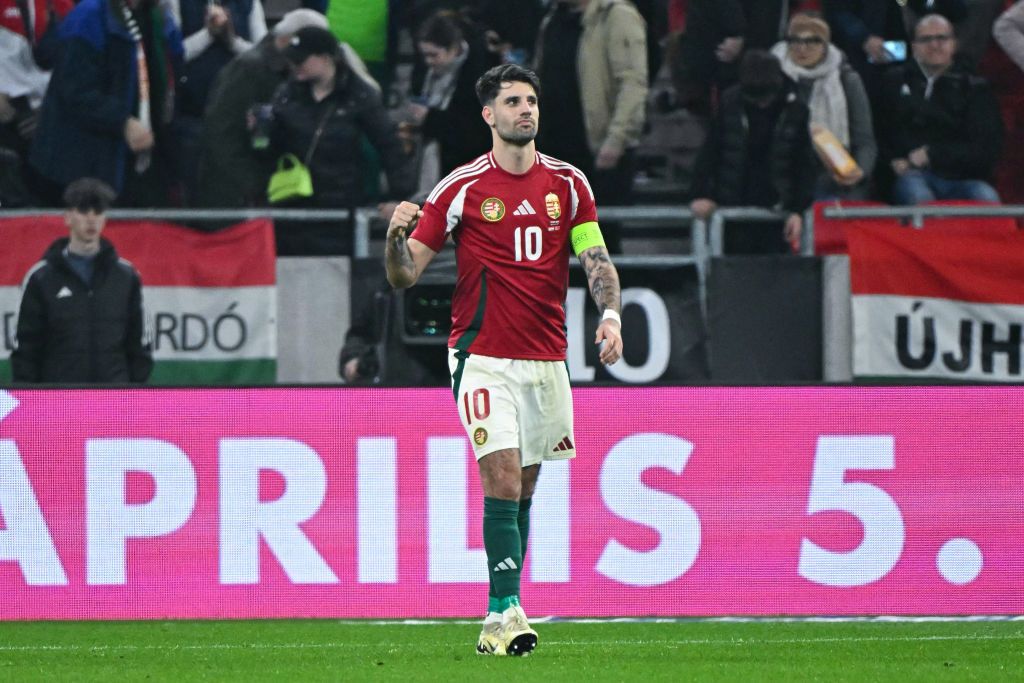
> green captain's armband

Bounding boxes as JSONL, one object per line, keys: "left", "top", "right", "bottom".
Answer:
{"left": 570, "top": 221, "right": 606, "bottom": 256}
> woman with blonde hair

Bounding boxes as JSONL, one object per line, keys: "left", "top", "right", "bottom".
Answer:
{"left": 772, "top": 12, "right": 877, "bottom": 199}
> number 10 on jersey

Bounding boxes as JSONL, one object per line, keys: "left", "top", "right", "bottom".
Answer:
{"left": 514, "top": 226, "right": 542, "bottom": 262}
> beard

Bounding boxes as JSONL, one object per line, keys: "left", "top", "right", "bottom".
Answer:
{"left": 496, "top": 120, "right": 537, "bottom": 147}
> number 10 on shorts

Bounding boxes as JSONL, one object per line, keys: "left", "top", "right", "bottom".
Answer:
{"left": 463, "top": 388, "right": 491, "bottom": 423}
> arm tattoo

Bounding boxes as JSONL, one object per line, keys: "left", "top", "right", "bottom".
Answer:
{"left": 385, "top": 232, "right": 417, "bottom": 288}
{"left": 579, "top": 247, "right": 621, "bottom": 314}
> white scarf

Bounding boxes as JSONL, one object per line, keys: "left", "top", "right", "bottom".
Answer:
{"left": 420, "top": 41, "right": 469, "bottom": 110}
{"left": 771, "top": 41, "right": 850, "bottom": 147}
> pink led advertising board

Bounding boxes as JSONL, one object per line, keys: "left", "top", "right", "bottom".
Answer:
{"left": 0, "top": 387, "right": 1020, "bottom": 620}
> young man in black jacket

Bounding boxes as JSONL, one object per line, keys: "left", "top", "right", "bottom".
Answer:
{"left": 11, "top": 177, "right": 153, "bottom": 383}
{"left": 689, "top": 50, "right": 813, "bottom": 254}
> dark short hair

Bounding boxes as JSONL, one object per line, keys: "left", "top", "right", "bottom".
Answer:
{"left": 739, "top": 49, "right": 784, "bottom": 98}
{"left": 417, "top": 10, "right": 463, "bottom": 49}
{"left": 63, "top": 177, "right": 116, "bottom": 212}
{"left": 475, "top": 64, "right": 541, "bottom": 106}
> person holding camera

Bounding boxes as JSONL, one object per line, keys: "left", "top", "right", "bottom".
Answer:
{"left": 878, "top": 13, "right": 1002, "bottom": 204}
{"left": 338, "top": 269, "right": 452, "bottom": 387}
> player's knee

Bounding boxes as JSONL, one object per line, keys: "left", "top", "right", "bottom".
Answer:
{"left": 485, "top": 475, "right": 522, "bottom": 501}
{"left": 520, "top": 465, "right": 540, "bottom": 499}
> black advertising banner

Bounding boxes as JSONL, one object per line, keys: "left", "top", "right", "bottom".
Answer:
{"left": 708, "top": 256, "right": 822, "bottom": 381}
{"left": 567, "top": 260, "right": 708, "bottom": 383}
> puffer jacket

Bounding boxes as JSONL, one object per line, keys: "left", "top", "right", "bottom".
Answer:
{"left": 11, "top": 237, "right": 153, "bottom": 383}
{"left": 267, "top": 59, "right": 414, "bottom": 207}
{"left": 690, "top": 83, "right": 813, "bottom": 213}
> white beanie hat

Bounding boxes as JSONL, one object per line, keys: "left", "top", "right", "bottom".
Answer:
{"left": 272, "top": 9, "right": 329, "bottom": 37}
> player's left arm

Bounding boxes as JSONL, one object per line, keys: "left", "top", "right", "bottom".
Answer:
{"left": 576, "top": 232, "right": 623, "bottom": 366}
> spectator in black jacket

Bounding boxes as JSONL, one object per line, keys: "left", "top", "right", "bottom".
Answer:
{"left": 28, "top": 0, "right": 185, "bottom": 207}
{"left": 195, "top": 9, "right": 332, "bottom": 208}
{"left": 405, "top": 11, "right": 499, "bottom": 184}
{"left": 689, "top": 50, "right": 813, "bottom": 254}
{"left": 11, "top": 178, "right": 153, "bottom": 383}
{"left": 824, "top": 0, "right": 967, "bottom": 102}
{"left": 878, "top": 13, "right": 1002, "bottom": 205}
{"left": 265, "top": 26, "right": 415, "bottom": 255}
{"left": 672, "top": 0, "right": 787, "bottom": 115}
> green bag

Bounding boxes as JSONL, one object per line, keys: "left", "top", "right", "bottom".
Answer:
{"left": 266, "top": 103, "right": 333, "bottom": 204}
{"left": 267, "top": 154, "right": 313, "bottom": 204}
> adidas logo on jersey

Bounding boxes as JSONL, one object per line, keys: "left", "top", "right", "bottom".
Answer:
{"left": 512, "top": 199, "right": 537, "bottom": 216}
{"left": 552, "top": 436, "right": 574, "bottom": 453}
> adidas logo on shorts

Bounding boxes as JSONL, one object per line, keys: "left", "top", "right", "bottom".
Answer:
{"left": 552, "top": 436, "right": 574, "bottom": 453}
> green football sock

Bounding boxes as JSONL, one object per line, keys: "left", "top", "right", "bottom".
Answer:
{"left": 518, "top": 497, "right": 532, "bottom": 561}
{"left": 483, "top": 497, "right": 522, "bottom": 601}
{"left": 487, "top": 498, "right": 532, "bottom": 609}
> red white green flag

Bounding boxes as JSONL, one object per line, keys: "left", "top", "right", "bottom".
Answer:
{"left": 0, "top": 218, "right": 276, "bottom": 384}
{"left": 848, "top": 224, "right": 1024, "bottom": 382}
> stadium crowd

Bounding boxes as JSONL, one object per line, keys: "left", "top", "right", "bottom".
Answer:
{"left": 3, "top": 0, "right": 1024, "bottom": 255}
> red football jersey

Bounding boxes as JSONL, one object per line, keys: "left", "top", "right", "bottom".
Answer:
{"left": 410, "top": 151, "right": 598, "bottom": 360}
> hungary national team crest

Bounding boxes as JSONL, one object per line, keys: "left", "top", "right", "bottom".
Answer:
{"left": 545, "top": 193, "right": 561, "bottom": 219}
{"left": 473, "top": 427, "right": 488, "bottom": 446}
{"left": 481, "top": 197, "right": 505, "bottom": 222}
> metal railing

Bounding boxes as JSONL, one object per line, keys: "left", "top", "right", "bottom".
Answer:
{"left": 819, "top": 203, "right": 1024, "bottom": 224}
{"left": 11, "top": 202, "right": 1015, "bottom": 256}
{"left": 707, "top": 207, "right": 794, "bottom": 256}
{"left": 0, "top": 208, "right": 354, "bottom": 222}
{"left": 354, "top": 204, "right": 702, "bottom": 258}
{"left": 810, "top": 203, "right": 1024, "bottom": 246}
{"left": 2, "top": 202, "right": 711, "bottom": 321}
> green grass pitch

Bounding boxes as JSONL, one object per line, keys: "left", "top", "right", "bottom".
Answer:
{"left": 0, "top": 619, "right": 1021, "bottom": 681}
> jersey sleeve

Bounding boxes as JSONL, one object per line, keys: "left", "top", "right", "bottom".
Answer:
{"left": 570, "top": 170, "right": 598, "bottom": 228}
{"left": 411, "top": 168, "right": 479, "bottom": 252}
{"left": 409, "top": 200, "right": 448, "bottom": 253}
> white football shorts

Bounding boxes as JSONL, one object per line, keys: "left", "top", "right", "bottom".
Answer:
{"left": 448, "top": 348, "right": 576, "bottom": 465}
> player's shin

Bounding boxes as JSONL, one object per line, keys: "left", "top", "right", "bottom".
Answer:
{"left": 483, "top": 497, "right": 523, "bottom": 604}
{"left": 518, "top": 496, "right": 532, "bottom": 561}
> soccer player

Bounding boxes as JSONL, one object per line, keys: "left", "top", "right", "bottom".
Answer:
{"left": 385, "top": 63, "right": 623, "bottom": 656}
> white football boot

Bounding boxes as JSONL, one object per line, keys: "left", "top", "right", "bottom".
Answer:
{"left": 476, "top": 619, "right": 506, "bottom": 655}
{"left": 499, "top": 604, "right": 538, "bottom": 656}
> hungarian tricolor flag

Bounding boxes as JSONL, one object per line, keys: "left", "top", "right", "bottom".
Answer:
{"left": 0, "top": 218, "right": 276, "bottom": 384}
{"left": 848, "top": 224, "right": 1024, "bottom": 382}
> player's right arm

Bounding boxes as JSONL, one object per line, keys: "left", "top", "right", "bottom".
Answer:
{"left": 385, "top": 201, "right": 437, "bottom": 289}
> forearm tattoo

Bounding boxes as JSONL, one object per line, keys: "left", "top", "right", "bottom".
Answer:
{"left": 385, "top": 232, "right": 416, "bottom": 286}
{"left": 580, "top": 247, "right": 621, "bottom": 314}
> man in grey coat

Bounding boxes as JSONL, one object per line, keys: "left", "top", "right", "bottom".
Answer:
{"left": 194, "top": 9, "right": 330, "bottom": 207}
